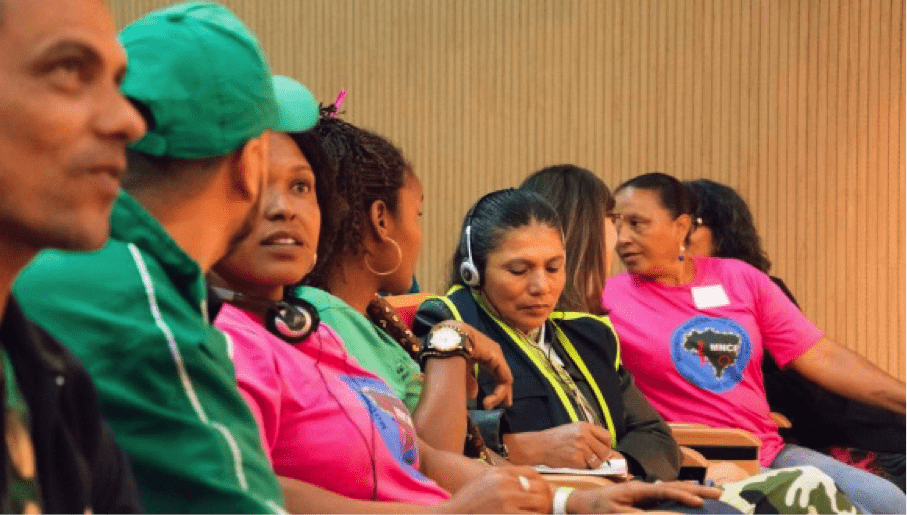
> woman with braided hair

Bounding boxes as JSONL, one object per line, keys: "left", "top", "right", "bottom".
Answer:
{"left": 296, "top": 114, "right": 516, "bottom": 456}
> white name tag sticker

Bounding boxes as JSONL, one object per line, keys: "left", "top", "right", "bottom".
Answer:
{"left": 691, "top": 284, "right": 731, "bottom": 310}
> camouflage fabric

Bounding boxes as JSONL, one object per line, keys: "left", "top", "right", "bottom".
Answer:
{"left": 718, "top": 466, "right": 860, "bottom": 514}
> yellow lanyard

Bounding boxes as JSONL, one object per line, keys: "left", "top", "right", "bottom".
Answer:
{"left": 476, "top": 296, "right": 618, "bottom": 444}
{"left": 548, "top": 323, "right": 617, "bottom": 442}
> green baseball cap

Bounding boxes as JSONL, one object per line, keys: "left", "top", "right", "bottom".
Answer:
{"left": 120, "top": 2, "right": 319, "bottom": 158}
{"left": 273, "top": 75, "right": 320, "bottom": 132}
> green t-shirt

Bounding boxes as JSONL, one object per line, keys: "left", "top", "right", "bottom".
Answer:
{"left": 294, "top": 287, "right": 423, "bottom": 413}
{"left": 14, "top": 193, "right": 283, "bottom": 514}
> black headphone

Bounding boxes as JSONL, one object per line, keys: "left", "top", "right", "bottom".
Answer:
{"left": 459, "top": 189, "right": 515, "bottom": 288}
{"left": 211, "top": 286, "right": 320, "bottom": 343}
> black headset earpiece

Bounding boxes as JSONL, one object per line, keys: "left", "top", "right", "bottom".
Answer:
{"left": 211, "top": 287, "right": 320, "bottom": 343}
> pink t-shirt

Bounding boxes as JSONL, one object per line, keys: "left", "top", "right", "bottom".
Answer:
{"left": 215, "top": 304, "right": 450, "bottom": 504}
{"left": 601, "top": 257, "right": 824, "bottom": 465}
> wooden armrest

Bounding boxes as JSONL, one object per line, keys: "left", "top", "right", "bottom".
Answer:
{"left": 384, "top": 293, "right": 431, "bottom": 309}
{"left": 667, "top": 422, "right": 709, "bottom": 429}
{"left": 771, "top": 411, "right": 792, "bottom": 429}
{"left": 668, "top": 423, "right": 761, "bottom": 448}
{"left": 668, "top": 422, "right": 762, "bottom": 476}
{"left": 541, "top": 474, "right": 615, "bottom": 490}
{"left": 679, "top": 446, "right": 709, "bottom": 469}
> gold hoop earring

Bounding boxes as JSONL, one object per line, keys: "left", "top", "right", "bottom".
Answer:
{"left": 364, "top": 238, "right": 402, "bottom": 276}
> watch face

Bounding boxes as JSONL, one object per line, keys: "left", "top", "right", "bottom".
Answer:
{"left": 430, "top": 326, "right": 464, "bottom": 351}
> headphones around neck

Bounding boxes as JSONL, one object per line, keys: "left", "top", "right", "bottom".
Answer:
{"left": 211, "top": 286, "right": 320, "bottom": 343}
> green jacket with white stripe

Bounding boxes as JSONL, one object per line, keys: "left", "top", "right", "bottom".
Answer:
{"left": 14, "top": 192, "right": 284, "bottom": 514}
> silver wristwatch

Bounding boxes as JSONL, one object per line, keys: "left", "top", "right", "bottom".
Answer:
{"left": 419, "top": 325, "right": 472, "bottom": 367}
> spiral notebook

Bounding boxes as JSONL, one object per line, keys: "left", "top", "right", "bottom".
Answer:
{"left": 535, "top": 458, "right": 628, "bottom": 476}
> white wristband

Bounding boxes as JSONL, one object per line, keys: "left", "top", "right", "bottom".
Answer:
{"left": 552, "top": 486, "right": 575, "bottom": 515}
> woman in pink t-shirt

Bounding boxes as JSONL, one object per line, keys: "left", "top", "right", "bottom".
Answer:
{"left": 601, "top": 172, "right": 905, "bottom": 514}
{"left": 210, "top": 130, "right": 555, "bottom": 513}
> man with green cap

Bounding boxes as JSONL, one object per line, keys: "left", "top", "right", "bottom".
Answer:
{"left": 14, "top": 2, "right": 319, "bottom": 513}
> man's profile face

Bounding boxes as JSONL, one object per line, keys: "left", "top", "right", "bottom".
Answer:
{"left": 0, "top": 0, "right": 146, "bottom": 254}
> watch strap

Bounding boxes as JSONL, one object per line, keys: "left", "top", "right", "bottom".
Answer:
{"left": 418, "top": 347, "right": 470, "bottom": 368}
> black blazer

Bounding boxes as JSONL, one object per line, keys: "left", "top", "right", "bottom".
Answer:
{"left": 415, "top": 288, "right": 680, "bottom": 481}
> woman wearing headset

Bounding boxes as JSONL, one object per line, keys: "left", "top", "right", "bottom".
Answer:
{"left": 413, "top": 187, "right": 682, "bottom": 486}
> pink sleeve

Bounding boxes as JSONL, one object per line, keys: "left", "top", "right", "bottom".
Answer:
{"left": 237, "top": 381, "right": 274, "bottom": 465}
{"left": 216, "top": 311, "right": 282, "bottom": 464}
{"left": 751, "top": 269, "right": 824, "bottom": 367}
{"left": 601, "top": 274, "right": 625, "bottom": 311}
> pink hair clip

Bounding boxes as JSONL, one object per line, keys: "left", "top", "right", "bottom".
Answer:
{"left": 330, "top": 89, "right": 347, "bottom": 116}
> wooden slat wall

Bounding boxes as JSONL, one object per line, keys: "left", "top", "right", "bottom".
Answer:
{"left": 112, "top": 0, "right": 906, "bottom": 379}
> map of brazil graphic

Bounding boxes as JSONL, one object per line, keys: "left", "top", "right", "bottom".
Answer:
{"left": 339, "top": 375, "right": 427, "bottom": 479}
{"left": 670, "top": 316, "right": 752, "bottom": 392}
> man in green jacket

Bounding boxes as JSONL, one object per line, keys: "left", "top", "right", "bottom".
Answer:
{"left": 14, "top": 2, "right": 319, "bottom": 513}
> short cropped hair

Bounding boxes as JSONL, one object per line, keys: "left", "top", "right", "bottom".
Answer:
{"left": 122, "top": 149, "right": 231, "bottom": 199}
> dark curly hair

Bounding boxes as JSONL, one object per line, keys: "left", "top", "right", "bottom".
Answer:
{"left": 520, "top": 165, "right": 613, "bottom": 315}
{"left": 685, "top": 179, "right": 771, "bottom": 273}
{"left": 302, "top": 115, "right": 413, "bottom": 290}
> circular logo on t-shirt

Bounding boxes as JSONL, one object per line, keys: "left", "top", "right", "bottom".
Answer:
{"left": 670, "top": 315, "right": 752, "bottom": 393}
{"left": 340, "top": 375, "right": 423, "bottom": 472}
